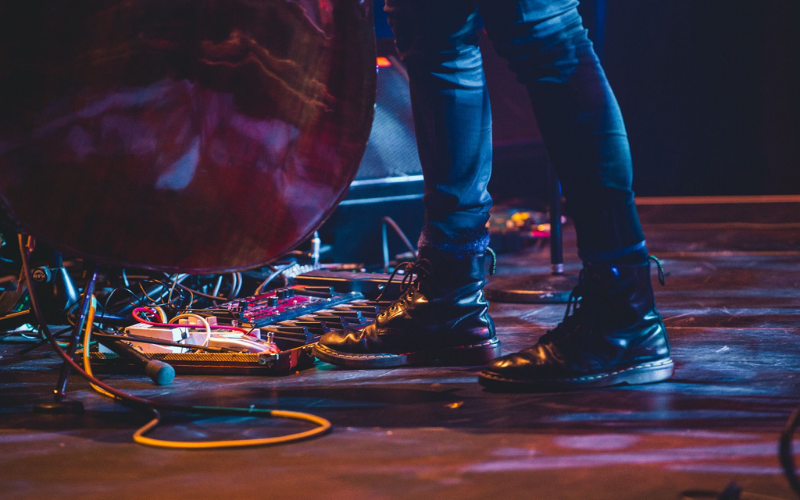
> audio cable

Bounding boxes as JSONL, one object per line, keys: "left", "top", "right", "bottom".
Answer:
{"left": 20, "top": 235, "right": 331, "bottom": 450}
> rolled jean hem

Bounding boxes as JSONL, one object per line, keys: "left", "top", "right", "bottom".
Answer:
{"left": 418, "top": 225, "right": 490, "bottom": 255}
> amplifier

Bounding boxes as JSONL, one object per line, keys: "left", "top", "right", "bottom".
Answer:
{"left": 318, "top": 51, "right": 424, "bottom": 265}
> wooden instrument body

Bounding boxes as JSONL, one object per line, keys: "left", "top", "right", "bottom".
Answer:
{"left": 0, "top": 0, "right": 376, "bottom": 272}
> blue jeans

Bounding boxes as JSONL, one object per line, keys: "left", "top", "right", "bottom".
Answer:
{"left": 385, "top": 0, "right": 646, "bottom": 259}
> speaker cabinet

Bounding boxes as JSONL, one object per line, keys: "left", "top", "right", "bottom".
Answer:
{"left": 319, "top": 48, "right": 424, "bottom": 265}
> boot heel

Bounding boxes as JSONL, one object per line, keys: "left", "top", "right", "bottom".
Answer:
{"left": 437, "top": 338, "right": 501, "bottom": 366}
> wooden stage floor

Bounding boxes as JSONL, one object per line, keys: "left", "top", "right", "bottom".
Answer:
{"left": 2, "top": 198, "right": 799, "bottom": 500}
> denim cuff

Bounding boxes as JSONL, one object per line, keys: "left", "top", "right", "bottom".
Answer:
{"left": 418, "top": 225, "right": 490, "bottom": 255}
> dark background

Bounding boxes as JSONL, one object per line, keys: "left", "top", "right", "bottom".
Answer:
{"left": 373, "top": 0, "right": 800, "bottom": 198}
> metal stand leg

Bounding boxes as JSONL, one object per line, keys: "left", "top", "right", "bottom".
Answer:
{"left": 549, "top": 169, "right": 565, "bottom": 275}
{"left": 485, "top": 167, "right": 578, "bottom": 303}
{"left": 33, "top": 263, "right": 98, "bottom": 414}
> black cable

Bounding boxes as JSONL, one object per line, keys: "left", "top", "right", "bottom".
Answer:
{"left": 230, "top": 272, "right": 241, "bottom": 300}
{"left": 14, "top": 326, "right": 71, "bottom": 353}
{"left": 382, "top": 217, "right": 416, "bottom": 254}
{"left": 381, "top": 216, "right": 417, "bottom": 273}
{"left": 268, "top": 265, "right": 289, "bottom": 288}
{"left": 264, "top": 265, "right": 290, "bottom": 288}
{"left": 103, "top": 287, "right": 144, "bottom": 310}
{"left": 8, "top": 326, "right": 72, "bottom": 353}
{"left": 139, "top": 279, "right": 173, "bottom": 299}
{"left": 174, "top": 282, "right": 229, "bottom": 302}
{"left": 17, "top": 235, "right": 330, "bottom": 447}
{"left": 14, "top": 237, "right": 234, "bottom": 411}
{"left": 65, "top": 299, "right": 82, "bottom": 327}
{"left": 159, "top": 273, "right": 240, "bottom": 304}
{"left": 780, "top": 405, "right": 800, "bottom": 498}
{"left": 136, "top": 279, "right": 185, "bottom": 308}
{"left": 183, "top": 286, "right": 195, "bottom": 307}
{"left": 71, "top": 288, "right": 143, "bottom": 327}
{"left": 211, "top": 275, "right": 223, "bottom": 299}
{"left": 255, "top": 264, "right": 294, "bottom": 295}
{"left": 166, "top": 275, "right": 179, "bottom": 304}
{"left": 138, "top": 282, "right": 161, "bottom": 304}
{"left": 99, "top": 287, "right": 143, "bottom": 325}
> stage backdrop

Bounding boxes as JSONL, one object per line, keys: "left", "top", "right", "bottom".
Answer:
{"left": 374, "top": 0, "right": 800, "bottom": 198}
{"left": 580, "top": 0, "right": 800, "bottom": 197}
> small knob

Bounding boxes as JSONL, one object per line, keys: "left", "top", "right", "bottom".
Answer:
{"left": 32, "top": 267, "right": 53, "bottom": 283}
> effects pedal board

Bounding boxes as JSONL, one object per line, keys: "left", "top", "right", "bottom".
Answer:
{"left": 209, "top": 285, "right": 392, "bottom": 350}
{"left": 88, "top": 345, "right": 316, "bottom": 376}
{"left": 215, "top": 286, "right": 365, "bottom": 328}
{"left": 88, "top": 285, "right": 392, "bottom": 376}
{"left": 291, "top": 271, "right": 404, "bottom": 300}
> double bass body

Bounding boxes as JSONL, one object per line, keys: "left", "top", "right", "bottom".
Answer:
{"left": 0, "top": 0, "right": 376, "bottom": 272}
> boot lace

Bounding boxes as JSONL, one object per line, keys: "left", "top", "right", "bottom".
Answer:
{"left": 539, "top": 257, "right": 667, "bottom": 346}
{"left": 376, "top": 258, "right": 433, "bottom": 302}
{"left": 650, "top": 255, "right": 666, "bottom": 285}
{"left": 538, "top": 269, "right": 591, "bottom": 346}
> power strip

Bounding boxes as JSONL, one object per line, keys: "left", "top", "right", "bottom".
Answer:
{"left": 110, "top": 324, "right": 208, "bottom": 354}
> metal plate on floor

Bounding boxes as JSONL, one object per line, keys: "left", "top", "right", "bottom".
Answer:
{"left": 485, "top": 273, "right": 579, "bottom": 303}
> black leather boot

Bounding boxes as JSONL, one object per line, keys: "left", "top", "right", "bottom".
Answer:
{"left": 479, "top": 258, "right": 673, "bottom": 391}
{"left": 313, "top": 246, "right": 501, "bottom": 368}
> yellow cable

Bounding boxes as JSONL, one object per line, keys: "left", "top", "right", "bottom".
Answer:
{"left": 82, "top": 296, "right": 116, "bottom": 399}
{"left": 82, "top": 295, "right": 332, "bottom": 449}
{"left": 132, "top": 409, "right": 332, "bottom": 449}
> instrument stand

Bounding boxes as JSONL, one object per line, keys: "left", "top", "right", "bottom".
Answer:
{"left": 0, "top": 250, "right": 79, "bottom": 334}
{"left": 485, "top": 167, "right": 579, "bottom": 304}
{"left": 33, "top": 263, "right": 98, "bottom": 415}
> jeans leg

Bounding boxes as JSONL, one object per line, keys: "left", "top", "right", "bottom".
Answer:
{"left": 479, "top": 0, "right": 646, "bottom": 260}
{"left": 385, "top": 0, "right": 493, "bottom": 245}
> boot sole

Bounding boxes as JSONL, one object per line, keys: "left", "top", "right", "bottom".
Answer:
{"left": 312, "top": 338, "right": 502, "bottom": 369}
{"left": 478, "top": 358, "right": 674, "bottom": 392}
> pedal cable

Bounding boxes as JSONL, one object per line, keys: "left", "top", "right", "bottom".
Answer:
{"left": 20, "top": 235, "right": 332, "bottom": 450}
